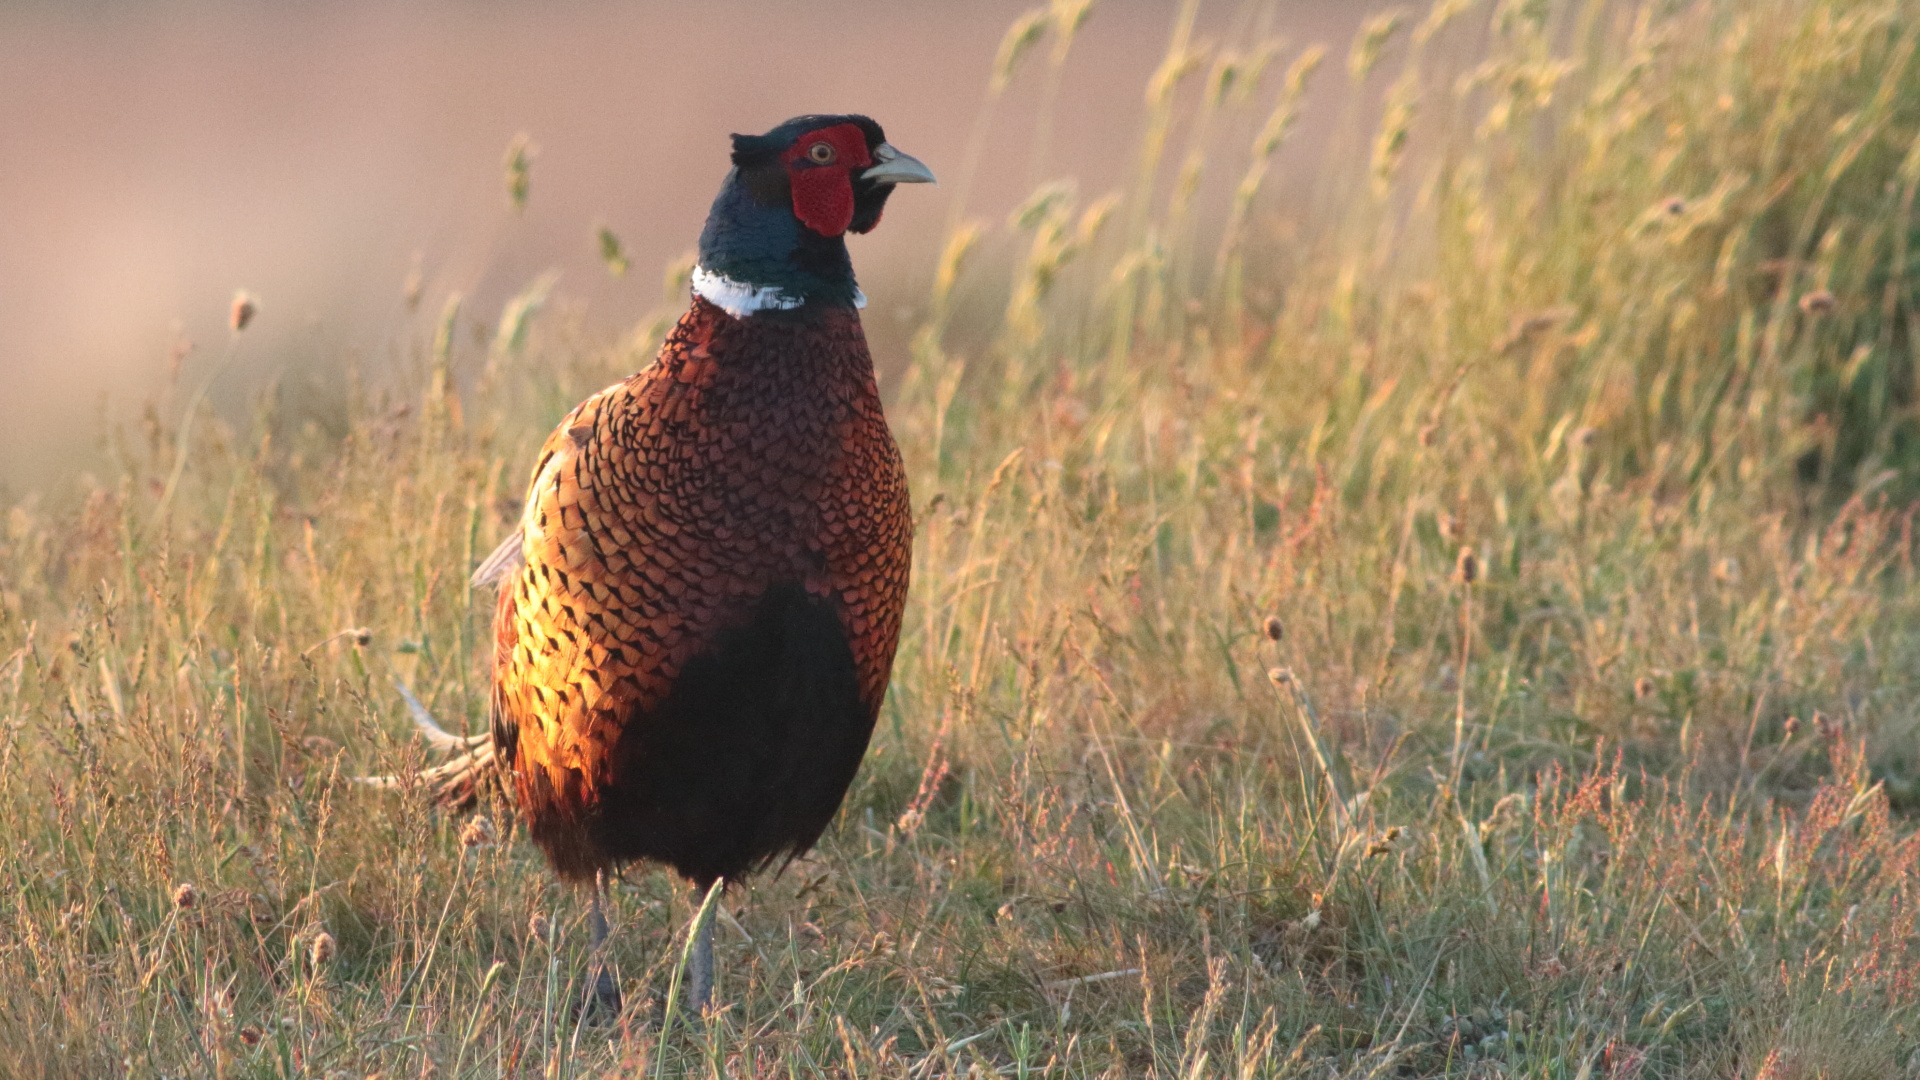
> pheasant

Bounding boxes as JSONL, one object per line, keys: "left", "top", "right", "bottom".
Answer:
{"left": 399, "top": 114, "right": 932, "bottom": 1015}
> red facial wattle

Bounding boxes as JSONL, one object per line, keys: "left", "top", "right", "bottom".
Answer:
{"left": 781, "top": 123, "right": 872, "bottom": 237}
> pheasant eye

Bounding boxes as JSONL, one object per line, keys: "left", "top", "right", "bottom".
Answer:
{"left": 806, "top": 142, "right": 835, "bottom": 165}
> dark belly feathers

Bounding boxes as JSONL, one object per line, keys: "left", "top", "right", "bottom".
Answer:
{"left": 589, "top": 584, "right": 869, "bottom": 888}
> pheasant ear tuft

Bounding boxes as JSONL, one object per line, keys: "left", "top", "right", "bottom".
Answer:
{"left": 730, "top": 132, "right": 783, "bottom": 166}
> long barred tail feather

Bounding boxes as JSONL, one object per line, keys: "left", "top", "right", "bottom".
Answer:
{"left": 470, "top": 528, "right": 526, "bottom": 589}
{"left": 394, "top": 679, "right": 487, "bottom": 753}
{"left": 354, "top": 677, "right": 497, "bottom": 808}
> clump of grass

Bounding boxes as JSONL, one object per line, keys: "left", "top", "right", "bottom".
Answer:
{"left": 5, "top": 0, "right": 1920, "bottom": 1075}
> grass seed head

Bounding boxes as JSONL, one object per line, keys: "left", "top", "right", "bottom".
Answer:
{"left": 402, "top": 257, "right": 423, "bottom": 311}
{"left": 229, "top": 291, "right": 256, "bottom": 332}
{"left": 459, "top": 815, "right": 495, "bottom": 849}
{"left": 1799, "top": 289, "right": 1836, "bottom": 315}
{"left": 1349, "top": 10, "right": 1405, "bottom": 80}
{"left": 310, "top": 930, "right": 336, "bottom": 967}
{"left": 990, "top": 8, "right": 1050, "bottom": 94}
{"left": 503, "top": 133, "right": 535, "bottom": 212}
{"left": 1484, "top": 792, "right": 1528, "bottom": 830}
{"left": 597, "top": 226, "right": 630, "bottom": 278}
{"left": 1364, "top": 826, "right": 1404, "bottom": 857}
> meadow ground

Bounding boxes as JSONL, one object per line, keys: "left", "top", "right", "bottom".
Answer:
{"left": 7, "top": 0, "right": 1920, "bottom": 1076}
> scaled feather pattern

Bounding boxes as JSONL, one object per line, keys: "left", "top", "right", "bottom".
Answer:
{"left": 488, "top": 296, "right": 911, "bottom": 885}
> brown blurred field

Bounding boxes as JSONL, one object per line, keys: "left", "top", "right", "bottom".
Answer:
{"left": 0, "top": 0, "right": 1363, "bottom": 488}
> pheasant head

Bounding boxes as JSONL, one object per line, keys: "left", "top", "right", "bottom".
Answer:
{"left": 694, "top": 114, "right": 935, "bottom": 317}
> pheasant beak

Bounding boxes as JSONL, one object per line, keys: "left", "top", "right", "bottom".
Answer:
{"left": 861, "top": 143, "right": 937, "bottom": 185}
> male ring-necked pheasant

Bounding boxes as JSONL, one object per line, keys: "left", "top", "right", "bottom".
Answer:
{"left": 400, "top": 114, "right": 932, "bottom": 1015}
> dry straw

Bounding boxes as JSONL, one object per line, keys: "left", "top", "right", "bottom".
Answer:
{"left": 7, "top": 0, "right": 1920, "bottom": 1074}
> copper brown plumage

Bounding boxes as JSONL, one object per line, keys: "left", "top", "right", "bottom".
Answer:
{"left": 376, "top": 113, "right": 935, "bottom": 1017}
{"left": 489, "top": 295, "right": 912, "bottom": 886}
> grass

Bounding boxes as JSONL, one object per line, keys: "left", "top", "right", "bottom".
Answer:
{"left": 6, "top": 0, "right": 1920, "bottom": 1075}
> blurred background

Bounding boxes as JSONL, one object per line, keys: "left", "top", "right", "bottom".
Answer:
{"left": 0, "top": 0, "right": 1372, "bottom": 490}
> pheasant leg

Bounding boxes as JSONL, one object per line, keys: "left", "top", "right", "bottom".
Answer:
{"left": 586, "top": 870, "right": 623, "bottom": 1019}
{"left": 687, "top": 883, "right": 719, "bottom": 1017}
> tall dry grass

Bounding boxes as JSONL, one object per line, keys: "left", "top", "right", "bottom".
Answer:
{"left": 5, "top": 0, "right": 1920, "bottom": 1075}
